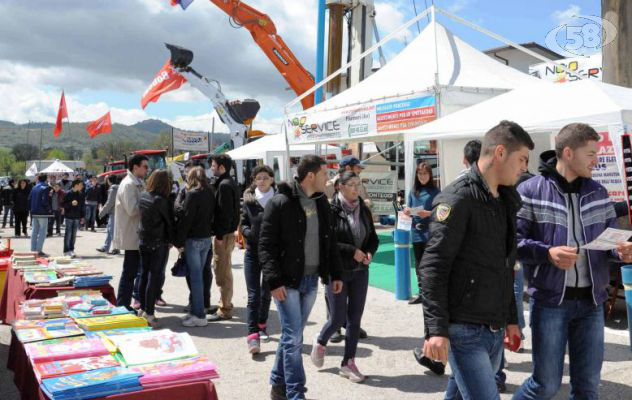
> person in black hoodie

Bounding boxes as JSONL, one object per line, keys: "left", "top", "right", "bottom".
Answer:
{"left": 2, "top": 179, "right": 15, "bottom": 228}
{"left": 175, "top": 166, "right": 216, "bottom": 327}
{"left": 137, "top": 170, "right": 175, "bottom": 328}
{"left": 84, "top": 176, "right": 100, "bottom": 232}
{"left": 62, "top": 180, "right": 85, "bottom": 257}
{"left": 240, "top": 165, "right": 276, "bottom": 354}
{"left": 12, "top": 179, "right": 30, "bottom": 237}
{"left": 259, "top": 155, "right": 343, "bottom": 400}
{"left": 311, "top": 171, "right": 379, "bottom": 383}
{"left": 208, "top": 154, "right": 240, "bottom": 322}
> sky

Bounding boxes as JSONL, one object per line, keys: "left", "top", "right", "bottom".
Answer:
{"left": 0, "top": 0, "right": 601, "bottom": 134}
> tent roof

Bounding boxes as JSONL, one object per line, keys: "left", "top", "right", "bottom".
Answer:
{"left": 25, "top": 163, "right": 38, "bottom": 177}
{"left": 41, "top": 160, "right": 73, "bottom": 174}
{"left": 404, "top": 80, "right": 632, "bottom": 141}
{"left": 306, "top": 22, "right": 542, "bottom": 114}
{"left": 227, "top": 134, "right": 341, "bottom": 160}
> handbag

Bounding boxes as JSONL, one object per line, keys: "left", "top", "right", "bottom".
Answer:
{"left": 170, "top": 253, "right": 188, "bottom": 277}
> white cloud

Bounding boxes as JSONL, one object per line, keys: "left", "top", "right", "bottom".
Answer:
{"left": 552, "top": 4, "right": 581, "bottom": 26}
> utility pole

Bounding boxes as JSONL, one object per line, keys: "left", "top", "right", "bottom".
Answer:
{"left": 39, "top": 127, "right": 43, "bottom": 170}
{"left": 602, "top": 0, "right": 632, "bottom": 87}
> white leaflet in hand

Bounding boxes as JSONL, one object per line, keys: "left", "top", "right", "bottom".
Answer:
{"left": 581, "top": 228, "right": 632, "bottom": 251}
{"left": 397, "top": 211, "right": 412, "bottom": 231}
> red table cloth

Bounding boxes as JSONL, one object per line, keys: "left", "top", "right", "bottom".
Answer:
{"left": 0, "top": 264, "right": 116, "bottom": 324}
{"left": 7, "top": 330, "right": 219, "bottom": 400}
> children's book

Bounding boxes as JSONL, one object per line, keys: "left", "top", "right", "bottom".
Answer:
{"left": 41, "top": 367, "right": 143, "bottom": 400}
{"left": 13, "top": 322, "right": 83, "bottom": 343}
{"left": 109, "top": 330, "right": 198, "bottom": 366}
{"left": 129, "top": 356, "right": 219, "bottom": 387}
{"left": 25, "top": 336, "right": 110, "bottom": 363}
{"left": 34, "top": 354, "right": 120, "bottom": 380}
{"left": 77, "top": 314, "right": 147, "bottom": 331}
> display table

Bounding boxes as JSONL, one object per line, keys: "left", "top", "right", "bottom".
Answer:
{"left": 0, "top": 264, "right": 116, "bottom": 324}
{"left": 7, "top": 330, "right": 219, "bottom": 400}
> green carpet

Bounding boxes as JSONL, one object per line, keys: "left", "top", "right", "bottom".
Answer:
{"left": 368, "top": 230, "right": 418, "bottom": 295}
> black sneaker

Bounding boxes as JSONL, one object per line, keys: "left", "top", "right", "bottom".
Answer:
{"left": 96, "top": 248, "right": 106, "bottom": 253}
{"left": 413, "top": 347, "right": 445, "bottom": 376}
{"left": 330, "top": 329, "right": 344, "bottom": 343}
{"left": 359, "top": 327, "right": 368, "bottom": 339}
{"left": 270, "top": 384, "right": 287, "bottom": 400}
{"left": 408, "top": 295, "right": 423, "bottom": 305}
{"left": 109, "top": 249, "right": 120, "bottom": 255}
{"left": 497, "top": 381, "right": 507, "bottom": 393}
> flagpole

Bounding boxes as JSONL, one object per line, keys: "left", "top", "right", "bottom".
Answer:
{"left": 39, "top": 128, "right": 43, "bottom": 171}
{"left": 171, "top": 127, "right": 174, "bottom": 159}
{"left": 210, "top": 117, "right": 215, "bottom": 153}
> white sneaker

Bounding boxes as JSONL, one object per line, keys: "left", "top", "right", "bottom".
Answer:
{"left": 310, "top": 337, "right": 326, "bottom": 368}
{"left": 340, "top": 359, "right": 365, "bottom": 383}
{"left": 180, "top": 314, "right": 193, "bottom": 322}
{"left": 70, "top": 251, "right": 76, "bottom": 258}
{"left": 182, "top": 315, "right": 208, "bottom": 327}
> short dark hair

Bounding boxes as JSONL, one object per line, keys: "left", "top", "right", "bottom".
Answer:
{"left": 481, "top": 120, "right": 534, "bottom": 156}
{"left": 251, "top": 165, "right": 274, "bottom": 179}
{"left": 107, "top": 175, "right": 119, "bottom": 185}
{"left": 71, "top": 179, "right": 83, "bottom": 188}
{"left": 211, "top": 154, "right": 232, "bottom": 173}
{"left": 554, "top": 123, "right": 600, "bottom": 158}
{"left": 146, "top": 169, "right": 171, "bottom": 198}
{"left": 128, "top": 154, "right": 149, "bottom": 172}
{"left": 297, "top": 155, "right": 326, "bottom": 182}
{"left": 338, "top": 171, "right": 358, "bottom": 186}
{"left": 37, "top": 173, "right": 47, "bottom": 183}
{"left": 463, "top": 140, "right": 482, "bottom": 165}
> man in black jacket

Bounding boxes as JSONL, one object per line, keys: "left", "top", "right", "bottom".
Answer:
{"left": 259, "top": 155, "right": 343, "bottom": 400}
{"left": 208, "top": 154, "right": 240, "bottom": 321}
{"left": 420, "top": 121, "right": 533, "bottom": 399}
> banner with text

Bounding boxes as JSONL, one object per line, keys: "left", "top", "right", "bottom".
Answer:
{"left": 173, "top": 129, "right": 209, "bottom": 152}
{"left": 286, "top": 94, "right": 436, "bottom": 144}
{"left": 592, "top": 129, "right": 625, "bottom": 202}
{"left": 362, "top": 171, "right": 398, "bottom": 216}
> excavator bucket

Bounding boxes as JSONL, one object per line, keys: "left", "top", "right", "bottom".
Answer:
{"left": 165, "top": 43, "right": 193, "bottom": 68}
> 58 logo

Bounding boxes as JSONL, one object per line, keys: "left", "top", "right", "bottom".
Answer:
{"left": 545, "top": 15, "right": 617, "bottom": 57}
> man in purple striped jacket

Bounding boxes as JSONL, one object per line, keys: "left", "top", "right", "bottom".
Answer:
{"left": 514, "top": 123, "right": 632, "bottom": 399}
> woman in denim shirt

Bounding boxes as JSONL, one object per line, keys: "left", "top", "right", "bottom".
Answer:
{"left": 405, "top": 162, "right": 439, "bottom": 305}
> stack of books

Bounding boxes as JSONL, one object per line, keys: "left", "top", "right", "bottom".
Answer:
{"left": 74, "top": 275, "right": 113, "bottom": 288}
{"left": 40, "top": 367, "right": 143, "bottom": 400}
{"left": 25, "top": 336, "right": 110, "bottom": 363}
{"left": 109, "top": 330, "right": 198, "bottom": 366}
{"left": 76, "top": 314, "right": 148, "bottom": 331}
{"left": 12, "top": 318, "right": 84, "bottom": 343}
{"left": 130, "top": 356, "right": 219, "bottom": 388}
{"left": 69, "top": 305, "right": 130, "bottom": 319}
{"left": 34, "top": 354, "right": 120, "bottom": 381}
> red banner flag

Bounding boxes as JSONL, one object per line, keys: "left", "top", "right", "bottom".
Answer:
{"left": 140, "top": 59, "right": 187, "bottom": 109}
{"left": 86, "top": 112, "right": 112, "bottom": 138}
{"left": 54, "top": 91, "right": 68, "bottom": 137}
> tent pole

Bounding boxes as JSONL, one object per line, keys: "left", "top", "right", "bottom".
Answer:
{"left": 432, "top": 5, "right": 440, "bottom": 88}
{"left": 282, "top": 123, "right": 291, "bottom": 181}
{"left": 435, "top": 7, "right": 584, "bottom": 80}
{"left": 285, "top": 6, "right": 432, "bottom": 112}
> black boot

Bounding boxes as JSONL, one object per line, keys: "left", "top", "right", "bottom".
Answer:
{"left": 270, "top": 384, "right": 287, "bottom": 400}
{"left": 413, "top": 347, "right": 445, "bottom": 376}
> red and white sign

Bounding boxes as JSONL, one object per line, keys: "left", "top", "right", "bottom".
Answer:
{"left": 591, "top": 130, "right": 625, "bottom": 202}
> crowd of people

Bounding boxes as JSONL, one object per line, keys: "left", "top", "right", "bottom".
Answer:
{"left": 1, "top": 120, "right": 628, "bottom": 400}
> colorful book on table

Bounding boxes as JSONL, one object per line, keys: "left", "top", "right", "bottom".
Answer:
{"left": 23, "top": 270, "right": 58, "bottom": 284}
{"left": 76, "top": 313, "right": 148, "bottom": 331}
{"left": 13, "top": 322, "right": 84, "bottom": 343}
{"left": 13, "top": 318, "right": 74, "bottom": 330}
{"left": 109, "top": 330, "right": 198, "bottom": 366}
{"left": 25, "top": 336, "right": 110, "bottom": 363}
{"left": 69, "top": 306, "right": 130, "bottom": 319}
{"left": 34, "top": 354, "right": 120, "bottom": 381}
{"left": 129, "top": 356, "right": 219, "bottom": 387}
{"left": 41, "top": 366, "right": 143, "bottom": 400}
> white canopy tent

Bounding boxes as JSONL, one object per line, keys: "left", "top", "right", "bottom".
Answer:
{"left": 404, "top": 79, "right": 632, "bottom": 184}
{"left": 227, "top": 134, "right": 341, "bottom": 180}
{"left": 41, "top": 160, "right": 74, "bottom": 175}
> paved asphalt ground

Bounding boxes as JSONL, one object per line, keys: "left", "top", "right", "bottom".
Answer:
{"left": 1, "top": 226, "right": 631, "bottom": 399}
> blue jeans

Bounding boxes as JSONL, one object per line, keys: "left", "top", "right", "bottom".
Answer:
{"left": 85, "top": 204, "right": 97, "bottom": 229}
{"left": 30, "top": 217, "right": 48, "bottom": 252}
{"left": 444, "top": 323, "right": 504, "bottom": 400}
{"left": 185, "top": 238, "right": 212, "bottom": 319}
{"left": 63, "top": 218, "right": 80, "bottom": 253}
{"left": 244, "top": 250, "right": 271, "bottom": 335}
{"left": 270, "top": 274, "right": 319, "bottom": 400}
{"left": 513, "top": 299, "right": 604, "bottom": 400}
{"left": 117, "top": 250, "right": 141, "bottom": 310}
{"left": 102, "top": 215, "right": 114, "bottom": 252}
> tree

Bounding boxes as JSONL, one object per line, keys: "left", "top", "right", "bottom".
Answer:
{"left": 46, "top": 148, "right": 68, "bottom": 160}
{"left": 0, "top": 148, "right": 17, "bottom": 176}
{"left": 12, "top": 143, "right": 39, "bottom": 161}
{"left": 82, "top": 151, "right": 98, "bottom": 175}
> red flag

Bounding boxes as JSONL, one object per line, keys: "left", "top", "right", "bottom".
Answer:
{"left": 140, "top": 59, "right": 187, "bottom": 109}
{"left": 54, "top": 91, "right": 68, "bottom": 137}
{"left": 86, "top": 112, "right": 112, "bottom": 138}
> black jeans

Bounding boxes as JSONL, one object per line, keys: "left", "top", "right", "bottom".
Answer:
{"left": 318, "top": 269, "right": 369, "bottom": 365}
{"left": 48, "top": 210, "right": 62, "bottom": 235}
{"left": 3, "top": 206, "right": 13, "bottom": 227}
{"left": 244, "top": 249, "right": 271, "bottom": 335}
{"left": 139, "top": 244, "right": 169, "bottom": 316}
{"left": 412, "top": 242, "right": 426, "bottom": 293}
{"left": 186, "top": 246, "right": 213, "bottom": 309}
{"left": 14, "top": 211, "right": 28, "bottom": 236}
{"left": 116, "top": 250, "right": 141, "bottom": 310}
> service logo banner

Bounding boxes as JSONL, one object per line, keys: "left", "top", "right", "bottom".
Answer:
{"left": 173, "top": 129, "right": 209, "bottom": 152}
{"left": 362, "top": 171, "right": 398, "bottom": 216}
